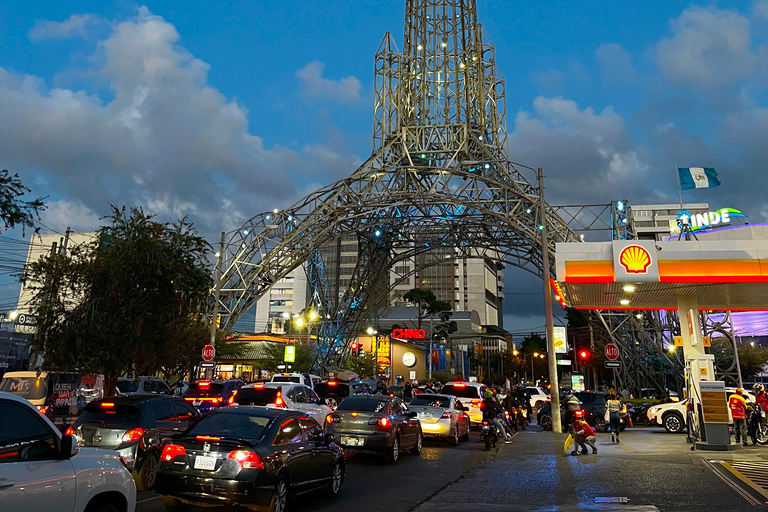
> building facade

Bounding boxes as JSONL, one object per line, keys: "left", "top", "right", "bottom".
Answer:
{"left": 630, "top": 203, "right": 709, "bottom": 241}
{"left": 253, "top": 267, "right": 309, "bottom": 334}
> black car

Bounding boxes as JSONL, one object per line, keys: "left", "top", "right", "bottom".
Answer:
{"left": 182, "top": 380, "right": 239, "bottom": 414}
{"left": 68, "top": 394, "right": 200, "bottom": 490}
{"left": 155, "top": 406, "right": 345, "bottom": 511}
{"left": 327, "top": 395, "right": 422, "bottom": 463}
{"left": 314, "top": 380, "right": 371, "bottom": 410}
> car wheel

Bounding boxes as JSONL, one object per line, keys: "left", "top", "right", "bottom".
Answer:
{"left": 450, "top": 427, "right": 459, "bottom": 446}
{"left": 594, "top": 417, "right": 607, "bottom": 433}
{"left": 540, "top": 414, "right": 553, "bottom": 431}
{"left": 664, "top": 413, "right": 685, "bottom": 434}
{"left": 411, "top": 432, "right": 423, "bottom": 455}
{"left": 161, "top": 497, "right": 190, "bottom": 512}
{"left": 460, "top": 423, "right": 470, "bottom": 441}
{"left": 135, "top": 452, "right": 159, "bottom": 491}
{"left": 269, "top": 476, "right": 288, "bottom": 512}
{"left": 535, "top": 400, "right": 545, "bottom": 410}
{"left": 387, "top": 436, "right": 400, "bottom": 463}
{"left": 757, "top": 425, "right": 768, "bottom": 445}
{"left": 325, "top": 461, "right": 343, "bottom": 498}
{"left": 325, "top": 396, "right": 339, "bottom": 411}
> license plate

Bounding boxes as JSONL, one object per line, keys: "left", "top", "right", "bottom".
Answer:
{"left": 419, "top": 413, "right": 432, "bottom": 420}
{"left": 341, "top": 436, "right": 364, "bottom": 446}
{"left": 193, "top": 400, "right": 201, "bottom": 407}
{"left": 193, "top": 456, "right": 217, "bottom": 470}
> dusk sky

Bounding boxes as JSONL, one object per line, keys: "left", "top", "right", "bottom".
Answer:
{"left": 2, "top": 0, "right": 768, "bottom": 332}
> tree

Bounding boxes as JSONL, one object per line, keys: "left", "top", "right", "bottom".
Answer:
{"left": 260, "top": 342, "right": 316, "bottom": 373}
{"left": 711, "top": 338, "right": 768, "bottom": 381}
{"left": 402, "top": 288, "right": 452, "bottom": 329}
{"left": 24, "top": 206, "right": 212, "bottom": 394}
{"left": 343, "top": 351, "right": 378, "bottom": 379}
{"left": 521, "top": 333, "right": 545, "bottom": 354}
{"left": 0, "top": 169, "right": 46, "bottom": 235}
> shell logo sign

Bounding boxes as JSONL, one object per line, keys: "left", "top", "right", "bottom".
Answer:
{"left": 619, "top": 245, "right": 652, "bottom": 274}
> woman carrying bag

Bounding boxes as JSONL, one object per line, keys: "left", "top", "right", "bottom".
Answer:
{"left": 606, "top": 393, "right": 623, "bottom": 443}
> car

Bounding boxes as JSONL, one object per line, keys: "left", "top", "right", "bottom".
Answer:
{"left": 314, "top": 379, "right": 371, "bottom": 410}
{"left": 440, "top": 381, "right": 487, "bottom": 426}
{"left": 327, "top": 395, "right": 423, "bottom": 463}
{"left": 116, "top": 376, "right": 173, "bottom": 396}
{"left": 182, "top": 380, "right": 237, "bottom": 414}
{"left": 0, "top": 371, "right": 105, "bottom": 432}
{"left": 646, "top": 388, "right": 756, "bottom": 434}
{"left": 406, "top": 394, "right": 471, "bottom": 445}
{"left": 231, "top": 382, "right": 332, "bottom": 426}
{"left": 0, "top": 391, "right": 137, "bottom": 512}
{"left": 270, "top": 372, "right": 321, "bottom": 389}
{"left": 67, "top": 394, "right": 200, "bottom": 491}
{"left": 527, "top": 386, "right": 551, "bottom": 410}
{"left": 155, "top": 406, "right": 345, "bottom": 512}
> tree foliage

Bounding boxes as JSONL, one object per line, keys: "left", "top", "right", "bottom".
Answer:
{"left": 260, "top": 342, "right": 317, "bottom": 373}
{"left": 0, "top": 169, "right": 46, "bottom": 235}
{"left": 24, "top": 206, "right": 212, "bottom": 393}
{"left": 343, "top": 351, "right": 379, "bottom": 379}
{"left": 711, "top": 337, "right": 768, "bottom": 381}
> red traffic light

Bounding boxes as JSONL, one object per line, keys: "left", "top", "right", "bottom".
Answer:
{"left": 579, "top": 350, "right": 590, "bottom": 360}
{"left": 350, "top": 343, "right": 359, "bottom": 350}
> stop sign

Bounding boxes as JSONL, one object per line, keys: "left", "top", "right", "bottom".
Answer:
{"left": 202, "top": 344, "right": 216, "bottom": 362}
{"left": 605, "top": 343, "right": 619, "bottom": 361}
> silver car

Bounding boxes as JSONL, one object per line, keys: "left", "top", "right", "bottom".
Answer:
{"left": 407, "top": 394, "right": 471, "bottom": 445}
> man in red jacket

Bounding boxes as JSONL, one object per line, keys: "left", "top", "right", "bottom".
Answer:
{"left": 729, "top": 388, "right": 749, "bottom": 447}
{"left": 571, "top": 419, "right": 597, "bottom": 455}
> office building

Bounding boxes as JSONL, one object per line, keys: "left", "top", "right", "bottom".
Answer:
{"left": 253, "top": 267, "right": 309, "bottom": 334}
{"left": 630, "top": 203, "right": 709, "bottom": 241}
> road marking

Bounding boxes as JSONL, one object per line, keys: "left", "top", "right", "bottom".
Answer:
{"left": 722, "top": 461, "right": 768, "bottom": 501}
{"left": 137, "top": 496, "right": 160, "bottom": 504}
{"left": 702, "top": 460, "right": 761, "bottom": 507}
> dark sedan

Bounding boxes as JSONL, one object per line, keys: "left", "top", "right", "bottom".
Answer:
{"left": 327, "top": 395, "right": 422, "bottom": 463}
{"left": 67, "top": 394, "right": 200, "bottom": 490}
{"left": 181, "top": 380, "right": 238, "bottom": 414}
{"left": 155, "top": 406, "right": 345, "bottom": 512}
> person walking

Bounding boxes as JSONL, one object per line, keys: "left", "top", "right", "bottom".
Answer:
{"left": 402, "top": 381, "right": 414, "bottom": 401}
{"left": 571, "top": 418, "right": 597, "bottom": 455}
{"left": 606, "top": 393, "right": 622, "bottom": 443}
{"left": 729, "top": 388, "right": 749, "bottom": 447}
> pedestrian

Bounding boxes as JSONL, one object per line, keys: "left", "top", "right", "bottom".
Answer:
{"left": 620, "top": 388, "right": 630, "bottom": 399}
{"left": 606, "top": 392, "right": 622, "bottom": 443}
{"left": 403, "top": 381, "right": 414, "bottom": 401}
{"left": 729, "top": 388, "right": 749, "bottom": 447}
{"left": 571, "top": 418, "right": 597, "bottom": 455}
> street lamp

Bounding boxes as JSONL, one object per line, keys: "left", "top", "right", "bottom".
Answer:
{"left": 309, "top": 310, "right": 318, "bottom": 321}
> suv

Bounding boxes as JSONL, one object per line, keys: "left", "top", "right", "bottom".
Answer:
{"left": 314, "top": 380, "right": 371, "bottom": 410}
{"left": 232, "top": 382, "right": 332, "bottom": 426}
{"left": 182, "top": 380, "right": 238, "bottom": 414}
{"left": 647, "top": 388, "right": 755, "bottom": 433}
{"left": 440, "top": 382, "right": 487, "bottom": 426}
{"left": 116, "top": 377, "right": 173, "bottom": 396}
{"left": 270, "top": 372, "right": 321, "bottom": 389}
{"left": 68, "top": 395, "right": 200, "bottom": 491}
{"left": 0, "top": 391, "right": 136, "bottom": 512}
{"left": 527, "top": 387, "right": 551, "bottom": 410}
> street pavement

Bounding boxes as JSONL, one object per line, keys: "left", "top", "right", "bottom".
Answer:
{"left": 136, "top": 424, "right": 768, "bottom": 512}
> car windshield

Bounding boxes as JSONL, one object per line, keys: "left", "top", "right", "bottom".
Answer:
{"left": 271, "top": 376, "right": 301, "bottom": 383}
{"left": 74, "top": 403, "right": 141, "bottom": 429}
{"left": 441, "top": 384, "right": 481, "bottom": 399}
{"left": 409, "top": 395, "right": 451, "bottom": 408}
{"left": 527, "top": 388, "right": 539, "bottom": 395}
{"left": 314, "top": 383, "right": 347, "bottom": 395}
{"left": 0, "top": 375, "right": 48, "bottom": 400}
{"left": 234, "top": 387, "right": 280, "bottom": 406}
{"left": 184, "top": 382, "right": 225, "bottom": 398}
{"left": 188, "top": 411, "right": 272, "bottom": 441}
{"left": 116, "top": 380, "right": 139, "bottom": 393}
{"left": 337, "top": 396, "right": 389, "bottom": 412}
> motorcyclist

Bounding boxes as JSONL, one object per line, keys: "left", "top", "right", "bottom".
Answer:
{"left": 750, "top": 383, "right": 767, "bottom": 444}
{"left": 374, "top": 380, "right": 390, "bottom": 395}
{"left": 562, "top": 388, "right": 581, "bottom": 430}
{"left": 482, "top": 389, "right": 512, "bottom": 443}
{"left": 516, "top": 384, "right": 533, "bottom": 421}
{"left": 502, "top": 389, "right": 522, "bottom": 432}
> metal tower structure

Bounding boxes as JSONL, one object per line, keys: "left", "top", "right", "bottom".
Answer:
{"left": 214, "top": 0, "right": 582, "bottom": 368}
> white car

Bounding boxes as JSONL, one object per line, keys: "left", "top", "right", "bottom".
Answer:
{"left": 0, "top": 391, "right": 136, "bottom": 512}
{"left": 647, "top": 388, "right": 755, "bottom": 433}
{"left": 527, "top": 386, "right": 551, "bottom": 410}
{"left": 232, "top": 382, "right": 332, "bottom": 425}
{"left": 440, "top": 381, "right": 487, "bottom": 426}
{"left": 270, "top": 372, "right": 322, "bottom": 390}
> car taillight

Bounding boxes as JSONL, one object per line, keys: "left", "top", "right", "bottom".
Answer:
{"left": 326, "top": 414, "right": 333, "bottom": 424}
{"left": 575, "top": 410, "right": 584, "bottom": 418}
{"left": 228, "top": 390, "right": 238, "bottom": 405}
{"left": 212, "top": 398, "right": 222, "bottom": 404}
{"left": 161, "top": 444, "right": 186, "bottom": 462}
{"left": 65, "top": 427, "right": 76, "bottom": 436}
{"left": 38, "top": 405, "right": 50, "bottom": 415}
{"left": 504, "top": 411, "right": 510, "bottom": 418}
{"left": 122, "top": 428, "right": 145, "bottom": 443}
{"left": 471, "top": 400, "right": 481, "bottom": 407}
{"left": 199, "top": 381, "right": 210, "bottom": 389}
{"left": 275, "top": 392, "right": 286, "bottom": 407}
{"left": 228, "top": 450, "right": 264, "bottom": 470}
{"left": 378, "top": 417, "right": 390, "bottom": 428}
{"left": 100, "top": 402, "right": 115, "bottom": 408}
{"left": 196, "top": 435, "right": 221, "bottom": 441}
{"left": 441, "top": 412, "right": 452, "bottom": 419}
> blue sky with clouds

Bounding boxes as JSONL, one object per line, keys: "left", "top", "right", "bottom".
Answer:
{"left": 3, "top": 0, "right": 768, "bottom": 330}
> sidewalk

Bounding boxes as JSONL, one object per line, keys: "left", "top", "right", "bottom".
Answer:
{"left": 411, "top": 426, "right": 768, "bottom": 512}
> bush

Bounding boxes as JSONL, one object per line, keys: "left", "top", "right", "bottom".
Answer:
{"left": 623, "top": 398, "right": 662, "bottom": 408}
{"left": 428, "top": 371, "right": 463, "bottom": 384}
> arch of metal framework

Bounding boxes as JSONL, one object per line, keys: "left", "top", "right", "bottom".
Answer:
{"left": 214, "top": 0, "right": 582, "bottom": 367}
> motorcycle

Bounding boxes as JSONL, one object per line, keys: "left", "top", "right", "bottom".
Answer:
{"left": 749, "top": 404, "right": 768, "bottom": 446}
{"left": 481, "top": 419, "right": 498, "bottom": 450}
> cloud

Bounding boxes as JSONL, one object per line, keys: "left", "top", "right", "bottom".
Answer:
{"left": 29, "top": 14, "right": 101, "bottom": 41}
{"left": 39, "top": 200, "right": 102, "bottom": 233}
{"left": 596, "top": 43, "right": 635, "bottom": 83}
{"left": 1, "top": 7, "right": 357, "bottom": 235}
{"left": 755, "top": 0, "right": 768, "bottom": 20}
{"left": 656, "top": 6, "right": 753, "bottom": 87}
{"left": 296, "top": 61, "right": 362, "bottom": 103}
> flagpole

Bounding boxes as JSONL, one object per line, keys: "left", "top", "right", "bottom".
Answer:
{"left": 675, "top": 163, "right": 684, "bottom": 211}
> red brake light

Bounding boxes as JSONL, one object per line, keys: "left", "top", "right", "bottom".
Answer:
{"left": 253, "top": 384, "right": 264, "bottom": 388}
{"left": 65, "top": 427, "right": 76, "bottom": 436}
{"left": 161, "top": 444, "right": 186, "bottom": 462}
{"left": 453, "top": 383, "right": 466, "bottom": 388}
{"left": 122, "top": 427, "right": 145, "bottom": 443}
{"left": 441, "top": 411, "right": 452, "bottom": 419}
{"left": 196, "top": 435, "right": 221, "bottom": 441}
{"left": 328, "top": 381, "right": 338, "bottom": 386}
{"left": 228, "top": 390, "right": 238, "bottom": 405}
{"left": 227, "top": 450, "right": 264, "bottom": 470}
{"left": 351, "top": 412, "right": 359, "bottom": 417}
{"left": 212, "top": 398, "right": 222, "bottom": 404}
{"left": 471, "top": 400, "right": 481, "bottom": 406}
{"left": 575, "top": 410, "right": 584, "bottom": 418}
{"left": 326, "top": 414, "right": 333, "bottom": 424}
{"left": 378, "top": 417, "right": 390, "bottom": 427}
{"left": 275, "top": 392, "right": 285, "bottom": 407}
{"left": 101, "top": 402, "right": 115, "bottom": 408}
{"left": 38, "top": 405, "right": 50, "bottom": 415}
{"left": 199, "top": 381, "right": 210, "bottom": 389}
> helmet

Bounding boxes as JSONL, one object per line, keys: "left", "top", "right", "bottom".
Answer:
{"left": 736, "top": 388, "right": 743, "bottom": 395}
{"left": 753, "top": 383, "right": 765, "bottom": 393}
{"left": 484, "top": 390, "right": 493, "bottom": 399}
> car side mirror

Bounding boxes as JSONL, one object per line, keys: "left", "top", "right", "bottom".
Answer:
{"left": 60, "top": 435, "right": 79, "bottom": 459}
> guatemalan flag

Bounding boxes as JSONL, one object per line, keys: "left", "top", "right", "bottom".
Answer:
{"left": 678, "top": 167, "right": 720, "bottom": 190}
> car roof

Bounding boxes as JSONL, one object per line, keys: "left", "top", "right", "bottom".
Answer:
{"left": 412, "top": 394, "right": 452, "bottom": 400}
{"left": 443, "top": 381, "right": 484, "bottom": 388}
{"left": 243, "top": 382, "right": 296, "bottom": 389}
{"left": 212, "top": 405, "right": 298, "bottom": 419}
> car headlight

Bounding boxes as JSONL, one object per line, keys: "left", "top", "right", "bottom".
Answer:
{"left": 648, "top": 407, "right": 660, "bottom": 415}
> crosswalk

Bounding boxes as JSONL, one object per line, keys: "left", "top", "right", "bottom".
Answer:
{"left": 721, "top": 461, "right": 768, "bottom": 502}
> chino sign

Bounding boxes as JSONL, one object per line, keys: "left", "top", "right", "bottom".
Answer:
{"left": 392, "top": 328, "right": 427, "bottom": 340}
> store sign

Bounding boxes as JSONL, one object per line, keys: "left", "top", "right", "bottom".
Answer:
{"left": 619, "top": 245, "right": 652, "bottom": 275}
{"left": 612, "top": 241, "right": 659, "bottom": 283}
{"left": 392, "top": 328, "right": 426, "bottom": 340}
{"left": 671, "top": 207, "right": 745, "bottom": 234}
{"left": 284, "top": 345, "right": 295, "bottom": 363}
{"left": 402, "top": 352, "right": 417, "bottom": 367}
{"left": 553, "top": 326, "right": 567, "bottom": 354}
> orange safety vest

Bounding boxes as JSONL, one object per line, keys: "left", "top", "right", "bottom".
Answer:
{"left": 729, "top": 394, "right": 747, "bottom": 420}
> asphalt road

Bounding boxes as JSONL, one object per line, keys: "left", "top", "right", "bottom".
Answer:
{"left": 136, "top": 433, "right": 500, "bottom": 512}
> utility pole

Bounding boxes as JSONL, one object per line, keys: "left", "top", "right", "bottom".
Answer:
{"left": 209, "top": 232, "right": 225, "bottom": 378}
{"left": 538, "top": 168, "right": 562, "bottom": 434}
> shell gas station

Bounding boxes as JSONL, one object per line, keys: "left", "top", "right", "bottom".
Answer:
{"left": 555, "top": 236, "right": 768, "bottom": 450}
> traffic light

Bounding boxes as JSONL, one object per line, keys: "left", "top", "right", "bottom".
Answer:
{"left": 578, "top": 349, "right": 590, "bottom": 361}
{"left": 350, "top": 342, "right": 360, "bottom": 356}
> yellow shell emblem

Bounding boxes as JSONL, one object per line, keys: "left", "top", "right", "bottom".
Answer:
{"left": 619, "top": 245, "right": 651, "bottom": 274}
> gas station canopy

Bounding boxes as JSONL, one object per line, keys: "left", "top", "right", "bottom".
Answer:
{"left": 555, "top": 240, "right": 768, "bottom": 310}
